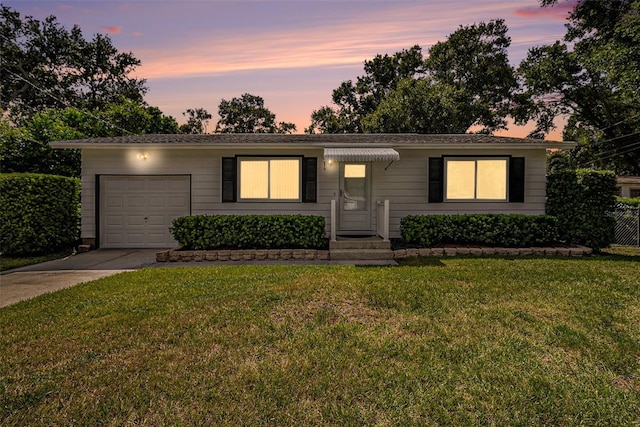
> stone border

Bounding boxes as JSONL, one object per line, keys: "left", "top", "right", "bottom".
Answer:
{"left": 157, "top": 249, "right": 330, "bottom": 262}
{"left": 157, "top": 246, "right": 592, "bottom": 262}
{"left": 393, "top": 246, "right": 592, "bottom": 259}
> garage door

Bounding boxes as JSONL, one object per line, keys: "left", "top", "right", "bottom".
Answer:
{"left": 100, "top": 175, "right": 191, "bottom": 248}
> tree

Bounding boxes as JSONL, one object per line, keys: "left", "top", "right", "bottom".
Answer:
{"left": 0, "top": 5, "right": 147, "bottom": 123}
{"left": 363, "top": 78, "right": 471, "bottom": 133}
{"left": 515, "top": 0, "right": 640, "bottom": 174}
{"left": 215, "top": 93, "right": 296, "bottom": 134}
{"left": 180, "top": 108, "right": 212, "bottom": 134}
{"left": 307, "top": 46, "right": 424, "bottom": 133}
{"left": 0, "top": 101, "right": 179, "bottom": 177}
{"left": 308, "top": 21, "right": 516, "bottom": 134}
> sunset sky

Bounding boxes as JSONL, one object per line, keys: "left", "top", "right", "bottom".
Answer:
{"left": 5, "top": 0, "right": 576, "bottom": 139}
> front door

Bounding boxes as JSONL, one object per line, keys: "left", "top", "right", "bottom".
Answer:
{"left": 339, "top": 162, "right": 372, "bottom": 233}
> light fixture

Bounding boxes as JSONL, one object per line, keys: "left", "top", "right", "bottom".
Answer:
{"left": 137, "top": 153, "right": 148, "bottom": 161}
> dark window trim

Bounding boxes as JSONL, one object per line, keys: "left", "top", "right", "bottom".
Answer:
{"left": 429, "top": 155, "right": 525, "bottom": 203}
{"left": 222, "top": 155, "right": 317, "bottom": 203}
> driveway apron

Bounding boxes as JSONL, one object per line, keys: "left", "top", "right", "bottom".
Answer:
{"left": 0, "top": 249, "right": 163, "bottom": 308}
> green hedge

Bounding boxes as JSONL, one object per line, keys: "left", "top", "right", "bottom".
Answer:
{"left": 401, "top": 214, "right": 559, "bottom": 248}
{"left": 617, "top": 197, "right": 640, "bottom": 207}
{"left": 170, "top": 214, "right": 327, "bottom": 250}
{"left": 546, "top": 169, "right": 617, "bottom": 250}
{"left": 0, "top": 173, "right": 80, "bottom": 255}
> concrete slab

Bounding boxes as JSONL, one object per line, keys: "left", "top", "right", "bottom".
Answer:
{"left": 0, "top": 270, "right": 130, "bottom": 308}
{"left": 0, "top": 249, "right": 164, "bottom": 308}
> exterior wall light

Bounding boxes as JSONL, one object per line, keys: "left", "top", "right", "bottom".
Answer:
{"left": 137, "top": 153, "right": 148, "bottom": 161}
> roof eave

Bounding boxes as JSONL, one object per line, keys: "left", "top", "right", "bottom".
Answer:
{"left": 51, "top": 141, "right": 577, "bottom": 150}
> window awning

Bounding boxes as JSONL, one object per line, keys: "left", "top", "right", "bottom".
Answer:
{"left": 323, "top": 148, "right": 400, "bottom": 162}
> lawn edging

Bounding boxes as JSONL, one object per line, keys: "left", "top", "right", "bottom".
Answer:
{"left": 156, "top": 248, "right": 330, "bottom": 262}
{"left": 156, "top": 245, "right": 593, "bottom": 262}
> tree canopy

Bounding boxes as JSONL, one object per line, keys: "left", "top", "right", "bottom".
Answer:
{"left": 0, "top": 100, "right": 179, "bottom": 177}
{"left": 516, "top": 0, "right": 640, "bottom": 174}
{"left": 307, "top": 20, "right": 516, "bottom": 135}
{"left": 215, "top": 93, "right": 296, "bottom": 134}
{"left": 0, "top": 6, "right": 148, "bottom": 123}
{"left": 180, "top": 108, "right": 212, "bottom": 134}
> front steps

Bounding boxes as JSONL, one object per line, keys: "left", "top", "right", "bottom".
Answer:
{"left": 329, "top": 236, "right": 394, "bottom": 261}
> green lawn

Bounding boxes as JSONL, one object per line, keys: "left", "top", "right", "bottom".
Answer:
{"left": 0, "top": 248, "right": 74, "bottom": 272}
{"left": 1, "top": 257, "right": 639, "bottom": 425}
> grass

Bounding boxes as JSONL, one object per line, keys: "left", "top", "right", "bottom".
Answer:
{"left": 1, "top": 257, "right": 639, "bottom": 425}
{"left": 0, "top": 248, "right": 75, "bottom": 272}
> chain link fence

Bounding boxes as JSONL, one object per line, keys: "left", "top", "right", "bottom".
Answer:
{"left": 614, "top": 203, "right": 640, "bottom": 247}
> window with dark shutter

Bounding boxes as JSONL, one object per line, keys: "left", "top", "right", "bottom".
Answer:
{"left": 428, "top": 157, "right": 444, "bottom": 203}
{"left": 302, "top": 157, "right": 317, "bottom": 203}
{"left": 221, "top": 157, "right": 236, "bottom": 202}
{"left": 509, "top": 157, "right": 525, "bottom": 203}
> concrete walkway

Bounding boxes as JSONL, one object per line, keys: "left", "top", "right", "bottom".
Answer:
{"left": 0, "top": 249, "right": 396, "bottom": 308}
{"left": 0, "top": 249, "right": 163, "bottom": 308}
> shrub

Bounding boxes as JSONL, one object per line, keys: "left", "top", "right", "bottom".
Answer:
{"left": 616, "top": 196, "right": 640, "bottom": 207}
{"left": 0, "top": 173, "right": 80, "bottom": 255}
{"left": 546, "top": 169, "right": 617, "bottom": 250}
{"left": 400, "top": 214, "right": 559, "bottom": 248}
{"left": 170, "top": 214, "right": 327, "bottom": 250}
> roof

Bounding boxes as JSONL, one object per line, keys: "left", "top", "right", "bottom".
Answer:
{"left": 617, "top": 176, "right": 640, "bottom": 185}
{"left": 50, "top": 133, "right": 575, "bottom": 150}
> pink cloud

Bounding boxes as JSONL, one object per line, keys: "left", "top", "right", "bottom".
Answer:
{"left": 103, "top": 26, "right": 122, "bottom": 35}
{"left": 59, "top": 4, "right": 73, "bottom": 10}
{"left": 132, "top": 32, "right": 143, "bottom": 37}
{"left": 120, "top": 4, "right": 130, "bottom": 11}
{"left": 514, "top": 0, "right": 579, "bottom": 21}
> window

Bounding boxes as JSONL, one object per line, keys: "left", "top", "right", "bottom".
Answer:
{"left": 445, "top": 158, "right": 508, "bottom": 201}
{"left": 239, "top": 158, "right": 300, "bottom": 201}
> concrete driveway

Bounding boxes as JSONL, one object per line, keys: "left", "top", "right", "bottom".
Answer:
{"left": 0, "top": 249, "right": 164, "bottom": 308}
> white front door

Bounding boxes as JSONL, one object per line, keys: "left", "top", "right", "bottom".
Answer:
{"left": 100, "top": 175, "right": 191, "bottom": 248}
{"left": 338, "top": 162, "right": 372, "bottom": 233}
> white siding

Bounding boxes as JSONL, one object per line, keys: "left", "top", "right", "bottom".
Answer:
{"left": 80, "top": 146, "right": 549, "bottom": 244}
{"left": 372, "top": 148, "right": 548, "bottom": 237}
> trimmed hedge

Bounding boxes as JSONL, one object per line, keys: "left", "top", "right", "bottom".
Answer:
{"left": 0, "top": 173, "right": 80, "bottom": 255}
{"left": 170, "top": 214, "right": 327, "bottom": 250}
{"left": 546, "top": 169, "right": 617, "bottom": 250}
{"left": 401, "top": 214, "right": 560, "bottom": 248}
{"left": 617, "top": 197, "right": 640, "bottom": 207}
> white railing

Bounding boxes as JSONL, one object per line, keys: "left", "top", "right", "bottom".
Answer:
{"left": 330, "top": 199, "right": 337, "bottom": 242}
{"left": 376, "top": 199, "right": 390, "bottom": 242}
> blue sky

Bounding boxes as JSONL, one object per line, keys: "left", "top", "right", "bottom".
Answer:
{"left": 5, "top": 0, "right": 576, "bottom": 138}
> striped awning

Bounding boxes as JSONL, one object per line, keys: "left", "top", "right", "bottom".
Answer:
{"left": 323, "top": 148, "right": 400, "bottom": 162}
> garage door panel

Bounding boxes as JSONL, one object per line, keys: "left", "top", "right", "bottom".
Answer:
{"left": 104, "top": 233, "right": 123, "bottom": 244}
{"left": 127, "top": 233, "right": 145, "bottom": 244}
{"left": 127, "top": 196, "right": 146, "bottom": 208}
{"left": 105, "top": 215, "right": 124, "bottom": 226}
{"left": 170, "top": 196, "right": 189, "bottom": 208}
{"left": 147, "top": 215, "right": 166, "bottom": 226}
{"left": 127, "top": 181, "right": 146, "bottom": 191}
{"left": 101, "top": 176, "right": 190, "bottom": 248}
{"left": 148, "top": 196, "right": 166, "bottom": 208}
{"left": 105, "top": 196, "right": 124, "bottom": 208}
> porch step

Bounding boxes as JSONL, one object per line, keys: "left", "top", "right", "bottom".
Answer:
{"left": 329, "top": 237, "right": 393, "bottom": 260}
{"left": 329, "top": 248, "right": 395, "bottom": 261}
{"left": 330, "top": 237, "right": 391, "bottom": 250}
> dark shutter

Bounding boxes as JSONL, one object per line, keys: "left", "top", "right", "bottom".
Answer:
{"left": 302, "top": 157, "right": 317, "bottom": 203}
{"left": 222, "top": 157, "right": 236, "bottom": 202}
{"left": 428, "top": 157, "right": 444, "bottom": 203}
{"left": 509, "top": 157, "right": 525, "bottom": 203}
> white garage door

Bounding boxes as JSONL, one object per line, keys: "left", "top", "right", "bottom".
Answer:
{"left": 100, "top": 175, "right": 190, "bottom": 248}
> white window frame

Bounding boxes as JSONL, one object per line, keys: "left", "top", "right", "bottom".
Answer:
{"left": 238, "top": 157, "right": 302, "bottom": 202}
{"left": 444, "top": 157, "right": 508, "bottom": 202}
